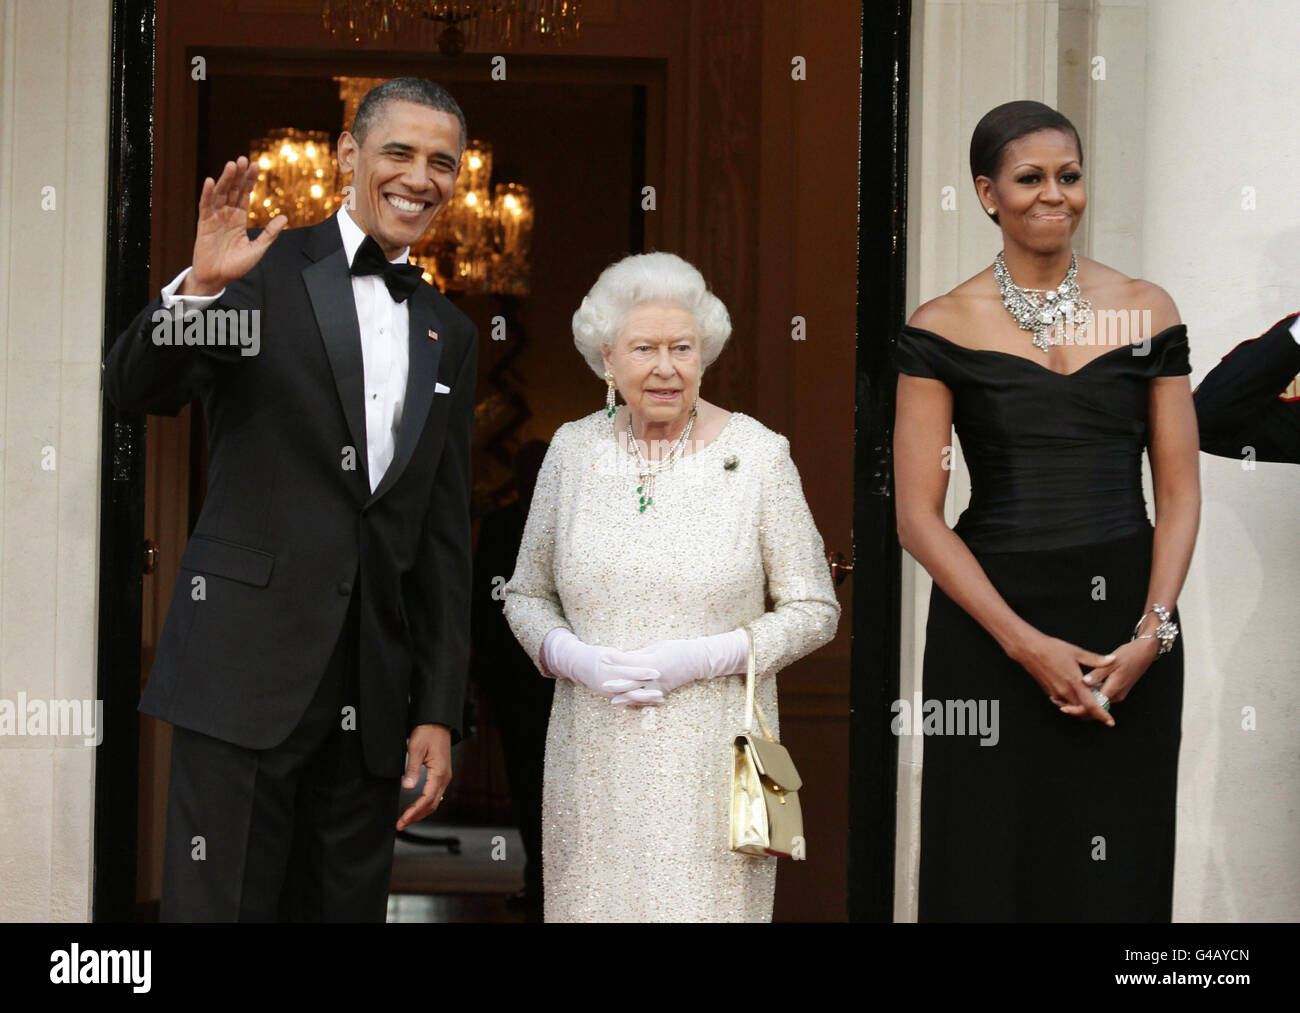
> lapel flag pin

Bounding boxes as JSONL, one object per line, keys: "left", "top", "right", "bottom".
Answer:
{"left": 428, "top": 329, "right": 439, "bottom": 341}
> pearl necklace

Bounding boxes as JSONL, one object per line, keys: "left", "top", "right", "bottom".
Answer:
{"left": 994, "top": 249, "right": 1094, "bottom": 353}
{"left": 625, "top": 404, "right": 697, "bottom": 513}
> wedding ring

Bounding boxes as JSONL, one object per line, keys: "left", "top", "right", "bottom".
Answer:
{"left": 1091, "top": 688, "right": 1111, "bottom": 712}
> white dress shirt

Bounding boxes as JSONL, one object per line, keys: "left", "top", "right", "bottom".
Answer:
{"left": 161, "top": 206, "right": 412, "bottom": 492}
{"left": 1290, "top": 315, "right": 1300, "bottom": 346}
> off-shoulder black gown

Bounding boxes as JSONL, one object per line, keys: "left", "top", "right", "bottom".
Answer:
{"left": 895, "top": 323, "right": 1190, "bottom": 922}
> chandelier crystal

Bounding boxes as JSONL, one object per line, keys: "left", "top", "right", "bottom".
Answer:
{"left": 409, "top": 140, "right": 535, "bottom": 296}
{"left": 246, "top": 129, "right": 339, "bottom": 228}
{"left": 321, "top": 0, "right": 582, "bottom": 48}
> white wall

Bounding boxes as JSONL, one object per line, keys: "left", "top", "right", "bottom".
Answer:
{"left": 902, "top": 0, "right": 1300, "bottom": 921}
{"left": 1142, "top": 0, "right": 1300, "bottom": 922}
{"left": 0, "top": 0, "right": 110, "bottom": 920}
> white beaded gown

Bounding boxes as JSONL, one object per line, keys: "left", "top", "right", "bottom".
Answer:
{"left": 502, "top": 409, "right": 840, "bottom": 922}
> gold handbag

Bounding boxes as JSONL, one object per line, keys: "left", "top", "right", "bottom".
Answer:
{"left": 729, "top": 626, "right": 804, "bottom": 858}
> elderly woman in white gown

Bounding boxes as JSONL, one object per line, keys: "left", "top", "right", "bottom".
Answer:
{"left": 502, "top": 252, "right": 840, "bottom": 922}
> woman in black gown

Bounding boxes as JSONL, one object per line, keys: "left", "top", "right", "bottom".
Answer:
{"left": 894, "top": 101, "right": 1201, "bottom": 921}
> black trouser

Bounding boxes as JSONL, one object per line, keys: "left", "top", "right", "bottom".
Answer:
{"left": 494, "top": 678, "right": 553, "bottom": 917}
{"left": 160, "top": 591, "right": 400, "bottom": 921}
{"left": 477, "top": 665, "right": 552, "bottom": 922}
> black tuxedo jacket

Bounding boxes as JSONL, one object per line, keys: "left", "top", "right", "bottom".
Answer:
{"left": 1194, "top": 312, "right": 1300, "bottom": 464}
{"left": 105, "top": 214, "right": 477, "bottom": 777}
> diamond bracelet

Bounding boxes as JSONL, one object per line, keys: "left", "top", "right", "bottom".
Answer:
{"left": 1131, "top": 603, "right": 1179, "bottom": 656}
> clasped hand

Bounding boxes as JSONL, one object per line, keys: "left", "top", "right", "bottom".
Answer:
{"left": 1015, "top": 632, "right": 1161, "bottom": 726}
{"left": 541, "top": 628, "right": 748, "bottom": 707}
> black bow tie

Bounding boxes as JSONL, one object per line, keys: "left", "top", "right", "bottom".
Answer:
{"left": 350, "top": 234, "right": 424, "bottom": 303}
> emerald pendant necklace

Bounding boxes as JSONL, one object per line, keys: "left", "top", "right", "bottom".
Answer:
{"left": 625, "top": 403, "right": 697, "bottom": 513}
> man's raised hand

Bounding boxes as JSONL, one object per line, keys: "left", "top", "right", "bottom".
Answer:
{"left": 180, "top": 156, "right": 288, "bottom": 297}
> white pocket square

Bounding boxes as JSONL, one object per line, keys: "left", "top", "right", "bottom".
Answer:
{"left": 434, "top": 382, "right": 451, "bottom": 394}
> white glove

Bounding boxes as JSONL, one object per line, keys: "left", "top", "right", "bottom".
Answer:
{"left": 541, "top": 628, "right": 664, "bottom": 706}
{"left": 610, "top": 629, "right": 749, "bottom": 703}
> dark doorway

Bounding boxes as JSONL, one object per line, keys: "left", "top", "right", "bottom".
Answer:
{"left": 94, "top": 0, "right": 155, "bottom": 923}
{"left": 848, "top": 0, "right": 910, "bottom": 922}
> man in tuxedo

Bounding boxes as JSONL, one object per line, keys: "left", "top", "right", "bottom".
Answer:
{"left": 104, "top": 78, "right": 477, "bottom": 921}
{"left": 1195, "top": 313, "right": 1300, "bottom": 463}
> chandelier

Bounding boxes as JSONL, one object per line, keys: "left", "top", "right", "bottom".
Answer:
{"left": 321, "top": 0, "right": 581, "bottom": 51}
{"left": 409, "top": 141, "right": 534, "bottom": 296}
{"left": 247, "top": 129, "right": 340, "bottom": 228}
